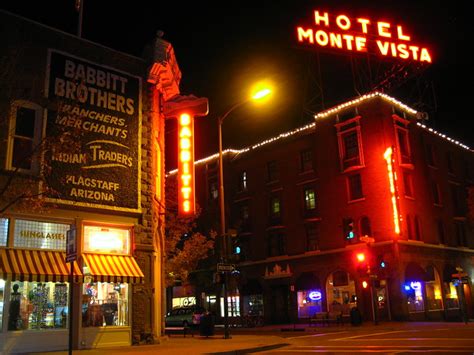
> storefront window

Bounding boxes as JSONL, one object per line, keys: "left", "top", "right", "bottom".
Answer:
{"left": 242, "top": 295, "right": 264, "bottom": 316}
{"left": 406, "top": 281, "right": 424, "bottom": 312}
{"left": 0, "top": 218, "right": 8, "bottom": 246}
{"left": 83, "top": 225, "right": 130, "bottom": 255}
{"left": 297, "top": 290, "right": 322, "bottom": 318}
{"left": 13, "top": 219, "right": 69, "bottom": 250}
{"left": 8, "top": 281, "right": 69, "bottom": 331}
{"left": 82, "top": 282, "right": 129, "bottom": 327}
{"left": 220, "top": 295, "right": 240, "bottom": 317}
{"left": 172, "top": 296, "right": 196, "bottom": 308}
{"left": 443, "top": 282, "right": 459, "bottom": 309}
{"left": 425, "top": 267, "right": 443, "bottom": 311}
{"left": 0, "top": 279, "right": 5, "bottom": 329}
{"left": 326, "top": 271, "right": 357, "bottom": 315}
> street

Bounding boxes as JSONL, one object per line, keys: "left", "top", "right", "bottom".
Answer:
{"left": 260, "top": 322, "right": 474, "bottom": 354}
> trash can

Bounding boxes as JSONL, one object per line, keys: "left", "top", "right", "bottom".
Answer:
{"left": 199, "top": 312, "right": 215, "bottom": 337}
{"left": 350, "top": 307, "right": 362, "bottom": 326}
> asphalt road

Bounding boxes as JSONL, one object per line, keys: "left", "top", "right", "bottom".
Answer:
{"left": 259, "top": 322, "right": 474, "bottom": 354}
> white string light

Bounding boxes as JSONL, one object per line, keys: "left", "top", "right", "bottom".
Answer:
{"left": 167, "top": 92, "right": 471, "bottom": 176}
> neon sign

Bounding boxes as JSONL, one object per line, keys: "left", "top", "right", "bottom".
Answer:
{"left": 384, "top": 147, "right": 401, "bottom": 235}
{"left": 308, "top": 290, "right": 322, "bottom": 301}
{"left": 178, "top": 113, "right": 195, "bottom": 215}
{"left": 297, "top": 10, "right": 432, "bottom": 63}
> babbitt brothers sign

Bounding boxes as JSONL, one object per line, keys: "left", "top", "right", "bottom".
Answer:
{"left": 45, "top": 50, "right": 141, "bottom": 211}
{"left": 297, "top": 10, "right": 432, "bottom": 63}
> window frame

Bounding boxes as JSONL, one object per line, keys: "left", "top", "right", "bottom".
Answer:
{"left": 300, "top": 149, "right": 313, "bottom": 173}
{"left": 393, "top": 115, "right": 412, "bottom": 166}
{"left": 347, "top": 173, "right": 364, "bottom": 202}
{"left": 336, "top": 116, "right": 364, "bottom": 172}
{"left": 6, "top": 100, "right": 44, "bottom": 174}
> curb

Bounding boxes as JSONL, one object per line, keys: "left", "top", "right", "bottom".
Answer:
{"left": 207, "top": 342, "right": 290, "bottom": 355}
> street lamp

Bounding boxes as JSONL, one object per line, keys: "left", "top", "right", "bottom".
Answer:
{"left": 218, "top": 86, "right": 271, "bottom": 339}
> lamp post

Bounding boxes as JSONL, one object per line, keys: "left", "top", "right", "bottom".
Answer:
{"left": 218, "top": 87, "right": 271, "bottom": 339}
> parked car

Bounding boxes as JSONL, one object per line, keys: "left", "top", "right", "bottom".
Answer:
{"left": 165, "top": 306, "right": 206, "bottom": 327}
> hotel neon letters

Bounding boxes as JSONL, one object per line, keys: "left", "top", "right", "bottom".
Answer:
{"left": 297, "top": 10, "right": 432, "bottom": 63}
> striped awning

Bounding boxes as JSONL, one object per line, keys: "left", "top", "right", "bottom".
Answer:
{"left": 82, "top": 253, "right": 144, "bottom": 284}
{"left": 0, "top": 248, "right": 82, "bottom": 282}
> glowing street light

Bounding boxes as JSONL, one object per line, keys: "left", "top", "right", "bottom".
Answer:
{"left": 218, "top": 83, "right": 272, "bottom": 339}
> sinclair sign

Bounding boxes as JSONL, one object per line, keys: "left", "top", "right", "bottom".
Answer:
{"left": 297, "top": 10, "right": 432, "bottom": 63}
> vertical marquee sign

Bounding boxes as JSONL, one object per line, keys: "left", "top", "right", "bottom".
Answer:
{"left": 45, "top": 50, "right": 141, "bottom": 212}
{"left": 164, "top": 95, "right": 209, "bottom": 216}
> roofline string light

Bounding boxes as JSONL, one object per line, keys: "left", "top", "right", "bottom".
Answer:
{"left": 167, "top": 93, "right": 471, "bottom": 176}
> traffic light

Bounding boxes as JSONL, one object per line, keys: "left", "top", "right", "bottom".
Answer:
{"left": 355, "top": 251, "right": 369, "bottom": 276}
{"left": 343, "top": 218, "right": 355, "bottom": 240}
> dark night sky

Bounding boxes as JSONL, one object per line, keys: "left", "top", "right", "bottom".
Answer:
{"left": 0, "top": 1, "right": 466, "bottom": 170}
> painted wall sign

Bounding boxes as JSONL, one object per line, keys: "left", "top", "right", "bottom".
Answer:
{"left": 297, "top": 10, "right": 432, "bottom": 63}
{"left": 45, "top": 50, "right": 141, "bottom": 211}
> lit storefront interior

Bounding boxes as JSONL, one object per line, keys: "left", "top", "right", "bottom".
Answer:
{"left": 296, "top": 272, "right": 322, "bottom": 319}
{"left": 326, "top": 270, "right": 357, "bottom": 315}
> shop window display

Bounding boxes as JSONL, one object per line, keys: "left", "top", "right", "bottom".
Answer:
{"left": 242, "top": 294, "right": 264, "bottom": 316}
{"left": 0, "top": 279, "right": 5, "bottom": 329}
{"left": 297, "top": 290, "right": 322, "bottom": 318}
{"left": 406, "top": 281, "right": 425, "bottom": 312}
{"left": 425, "top": 267, "right": 443, "bottom": 311}
{"left": 444, "top": 282, "right": 459, "bottom": 309}
{"left": 7, "top": 281, "right": 69, "bottom": 331}
{"left": 82, "top": 282, "right": 129, "bottom": 327}
{"left": 326, "top": 271, "right": 357, "bottom": 315}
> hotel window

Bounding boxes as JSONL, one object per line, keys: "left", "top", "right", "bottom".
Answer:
{"left": 450, "top": 184, "right": 464, "bottom": 216}
{"left": 269, "top": 196, "right": 282, "bottom": 225}
{"left": 238, "top": 171, "right": 248, "bottom": 191}
{"left": 209, "top": 179, "right": 218, "bottom": 200}
{"left": 431, "top": 180, "right": 442, "bottom": 205}
{"left": 414, "top": 215, "right": 422, "bottom": 241}
{"left": 239, "top": 203, "right": 251, "bottom": 232}
{"left": 336, "top": 116, "right": 363, "bottom": 172}
{"left": 406, "top": 215, "right": 414, "bottom": 240}
{"left": 305, "top": 222, "right": 320, "bottom": 251}
{"left": 267, "top": 160, "right": 279, "bottom": 182}
{"left": 300, "top": 149, "right": 313, "bottom": 172}
{"left": 266, "top": 230, "right": 286, "bottom": 257}
{"left": 7, "top": 101, "right": 43, "bottom": 173}
{"left": 403, "top": 172, "right": 414, "bottom": 198}
{"left": 455, "top": 221, "right": 467, "bottom": 247}
{"left": 360, "top": 216, "right": 372, "bottom": 237}
{"left": 446, "top": 151, "right": 455, "bottom": 175}
{"left": 426, "top": 144, "right": 437, "bottom": 167}
{"left": 347, "top": 173, "right": 364, "bottom": 201}
{"left": 436, "top": 218, "right": 446, "bottom": 244}
{"left": 303, "top": 188, "right": 316, "bottom": 211}
{"left": 393, "top": 115, "right": 412, "bottom": 165}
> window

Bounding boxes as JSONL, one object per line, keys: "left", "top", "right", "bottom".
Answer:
{"left": 414, "top": 215, "right": 422, "bottom": 241}
{"left": 396, "top": 126, "right": 411, "bottom": 164}
{"left": 305, "top": 222, "right": 320, "bottom": 251}
{"left": 8, "top": 281, "right": 69, "bottom": 330}
{"left": 270, "top": 196, "right": 281, "bottom": 217}
{"left": 450, "top": 184, "right": 464, "bottom": 216}
{"left": 267, "top": 161, "right": 279, "bottom": 182}
{"left": 0, "top": 279, "right": 4, "bottom": 329}
{"left": 83, "top": 224, "right": 131, "bottom": 255}
{"left": 425, "top": 266, "right": 443, "bottom": 311}
{"left": 304, "top": 188, "right": 316, "bottom": 211}
{"left": 347, "top": 174, "right": 364, "bottom": 201}
{"left": 455, "top": 221, "right": 467, "bottom": 247}
{"left": 239, "top": 171, "right": 248, "bottom": 191}
{"left": 0, "top": 218, "right": 8, "bottom": 246}
{"left": 13, "top": 219, "right": 69, "bottom": 251}
{"left": 426, "top": 144, "right": 437, "bottom": 167}
{"left": 436, "top": 219, "right": 446, "bottom": 244}
{"left": 220, "top": 295, "right": 240, "bottom": 317}
{"left": 431, "top": 180, "right": 442, "bottom": 205}
{"left": 82, "top": 281, "right": 129, "bottom": 326}
{"left": 406, "top": 215, "right": 414, "bottom": 240}
{"left": 402, "top": 172, "right": 414, "bottom": 198}
{"left": 209, "top": 179, "right": 218, "bottom": 200}
{"left": 336, "top": 117, "right": 364, "bottom": 171}
{"left": 300, "top": 149, "right": 313, "bottom": 172}
{"left": 446, "top": 151, "right": 455, "bottom": 175}
{"left": 266, "top": 230, "right": 286, "bottom": 256}
{"left": 7, "top": 102, "right": 43, "bottom": 172}
{"left": 360, "top": 216, "right": 372, "bottom": 237}
{"left": 239, "top": 203, "right": 251, "bottom": 232}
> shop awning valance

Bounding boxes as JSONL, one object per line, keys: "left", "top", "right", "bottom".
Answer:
{"left": 82, "top": 253, "right": 144, "bottom": 284}
{"left": 0, "top": 248, "right": 82, "bottom": 282}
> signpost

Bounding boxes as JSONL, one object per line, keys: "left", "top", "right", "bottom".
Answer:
{"left": 217, "top": 263, "right": 235, "bottom": 273}
{"left": 66, "top": 227, "right": 76, "bottom": 355}
{"left": 452, "top": 267, "right": 469, "bottom": 324}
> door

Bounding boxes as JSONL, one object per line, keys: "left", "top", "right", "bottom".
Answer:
{"left": 270, "top": 285, "right": 289, "bottom": 324}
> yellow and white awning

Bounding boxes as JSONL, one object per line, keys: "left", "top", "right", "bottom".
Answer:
{"left": 82, "top": 253, "right": 144, "bottom": 284}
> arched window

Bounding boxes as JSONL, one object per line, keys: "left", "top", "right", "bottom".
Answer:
{"left": 326, "top": 270, "right": 357, "bottom": 316}
{"left": 425, "top": 265, "right": 443, "bottom": 311}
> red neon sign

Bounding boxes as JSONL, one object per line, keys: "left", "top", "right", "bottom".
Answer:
{"left": 178, "top": 113, "right": 195, "bottom": 216}
{"left": 384, "top": 147, "right": 401, "bottom": 235}
{"left": 297, "top": 10, "right": 432, "bottom": 63}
